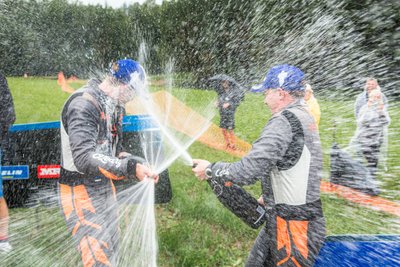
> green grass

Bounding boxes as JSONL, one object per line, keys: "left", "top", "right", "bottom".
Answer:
{"left": 4, "top": 77, "right": 400, "bottom": 266}
{"left": 8, "top": 77, "right": 72, "bottom": 123}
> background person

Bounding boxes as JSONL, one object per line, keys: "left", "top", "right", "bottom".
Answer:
{"left": 59, "top": 59, "right": 158, "bottom": 266}
{"left": 351, "top": 88, "right": 390, "bottom": 183}
{"left": 193, "top": 64, "right": 325, "bottom": 267}
{"left": 0, "top": 72, "right": 15, "bottom": 253}
{"left": 215, "top": 79, "right": 243, "bottom": 150}
{"left": 354, "top": 77, "right": 388, "bottom": 119}
{"left": 304, "top": 83, "right": 320, "bottom": 129}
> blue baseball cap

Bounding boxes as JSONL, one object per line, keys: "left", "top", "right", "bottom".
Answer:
{"left": 251, "top": 64, "right": 305, "bottom": 93}
{"left": 110, "top": 59, "right": 146, "bottom": 89}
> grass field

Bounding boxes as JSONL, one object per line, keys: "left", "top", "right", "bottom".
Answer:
{"left": 4, "top": 77, "right": 400, "bottom": 266}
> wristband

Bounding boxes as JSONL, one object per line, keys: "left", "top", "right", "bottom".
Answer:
{"left": 127, "top": 158, "right": 137, "bottom": 179}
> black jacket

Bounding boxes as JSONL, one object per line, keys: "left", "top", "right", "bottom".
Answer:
{"left": 0, "top": 72, "right": 16, "bottom": 141}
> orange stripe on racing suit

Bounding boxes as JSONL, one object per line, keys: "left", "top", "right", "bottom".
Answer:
{"left": 289, "top": 220, "right": 309, "bottom": 259}
{"left": 277, "top": 217, "right": 291, "bottom": 265}
{"left": 59, "top": 182, "right": 118, "bottom": 266}
{"left": 59, "top": 184, "right": 74, "bottom": 220}
{"left": 72, "top": 221, "right": 81, "bottom": 236}
{"left": 72, "top": 185, "right": 101, "bottom": 230}
{"left": 99, "top": 167, "right": 125, "bottom": 181}
{"left": 80, "top": 236, "right": 112, "bottom": 267}
{"left": 80, "top": 236, "right": 96, "bottom": 267}
{"left": 60, "top": 184, "right": 101, "bottom": 230}
{"left": 277, "top": 216, "right": 309, "bottom": 266}
{"left": 291, "top": 256, "right": 302, "bottom": 267}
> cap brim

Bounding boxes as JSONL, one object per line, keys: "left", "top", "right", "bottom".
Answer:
{"left": 250, "top": 83, "right": 266, "bottom": 93}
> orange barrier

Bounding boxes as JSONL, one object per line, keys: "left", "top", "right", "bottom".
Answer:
{"left": 57, "top": 72, "right": 85, "bottom": 93}
{"left": 320, "top": 181, "right": 400, "bottom": 217}
{"left": 57, "top": 72, "right": 76, "bottom": 93}
{"left": 125, "top": 90, "right": 251, "bottom": 157}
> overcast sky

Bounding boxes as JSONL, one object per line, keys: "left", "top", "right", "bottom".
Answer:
{"left": 71, "top": 0, "right": 163, "bottom": 9}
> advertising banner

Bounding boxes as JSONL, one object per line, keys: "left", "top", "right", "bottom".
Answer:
{"left": 2, "top": 115, "right": 172, "bottom": 207}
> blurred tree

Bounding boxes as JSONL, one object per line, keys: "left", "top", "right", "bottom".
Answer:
{"left": 340, "top": 0, "right": 400, "bottom": 96}
{"left": 0, "top": 0, "right": 398, "bottom": 96}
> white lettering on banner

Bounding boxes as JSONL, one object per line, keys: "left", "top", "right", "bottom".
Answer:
{"left": 1, "top": 170, "right": 23, "bottom": 176}
{"left": 37, "top": 165, "right": 61, "bottom": 179}
{"left": 39, "top": 168, "right": 60, "bottom": 175}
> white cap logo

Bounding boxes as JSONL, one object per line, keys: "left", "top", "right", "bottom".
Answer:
{"left": 128, "top": 65, "right": 147, "bottom": 93}
{"left": 129, "top": 71, "right": 142, "bottom": 86}
{"left": 278, "top": 70, "right": 288, "bottom": 87}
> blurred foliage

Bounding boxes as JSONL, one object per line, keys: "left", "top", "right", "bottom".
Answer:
{"left": 0, "top": 0, "right": 399, "bottom": 96}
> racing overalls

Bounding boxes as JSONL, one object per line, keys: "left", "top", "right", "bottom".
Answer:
{"left": 59, "top": 79, "right": 139, "bottom": 267}
{"left": 209, "top": 100, "right": 325, "bottom": 266}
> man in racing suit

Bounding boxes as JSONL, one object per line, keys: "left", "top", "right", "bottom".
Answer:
{"left": 59, "top": 59, "right": 158, "bottom": 267}
{"left": 193, "top": 64, "right": 325, "bottom": 266}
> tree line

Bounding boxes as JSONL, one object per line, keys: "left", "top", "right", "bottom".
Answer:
{"left": 0, "top": 0, "right": 398, "bottom": 95}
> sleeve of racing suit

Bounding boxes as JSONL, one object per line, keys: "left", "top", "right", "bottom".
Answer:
{"left": 66, "top": 97, "right": 137, "bottom": 180}
{"left": 211, "top": 115, "right": 293, "bottom": 186}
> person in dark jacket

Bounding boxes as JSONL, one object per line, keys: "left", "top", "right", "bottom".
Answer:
{"left": 59, "top": 59, "right": 158, "bottom": 266}
{"left": 0, "top": 72, "right": 15, "bottom": 253}
{"left": 193, "top": 65, "right": 325, "bottom": 266}
{"left": 216, "top": 79, "right": 243, "bottom": 150}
